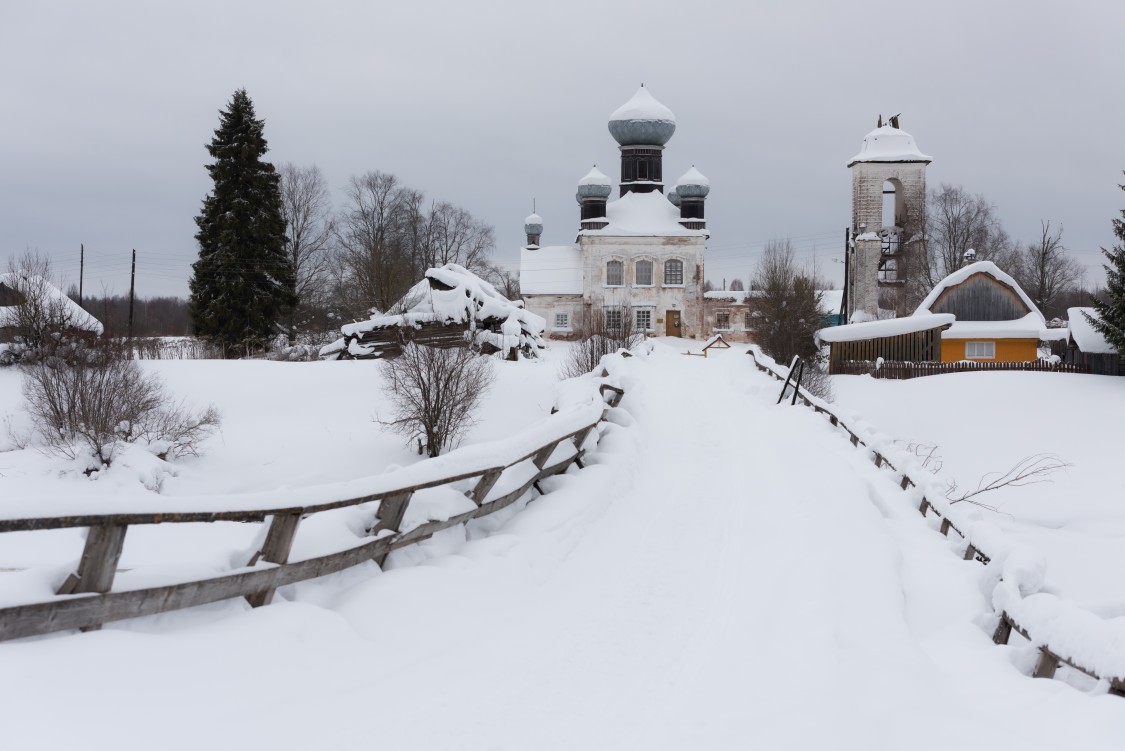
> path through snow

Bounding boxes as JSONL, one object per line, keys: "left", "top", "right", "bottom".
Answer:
{"left": 2, "top": 342, "right": 1123, "bottom": 749}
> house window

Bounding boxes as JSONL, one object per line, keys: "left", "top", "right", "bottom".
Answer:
{"left": 664, "top": 259, "right": 684, "bottom": 286}
{"left": 744, "top": 311, "right": 753, "bottom": 329}
{"left": 554, "top": 312, "right": 570, "bottom": 330}
{"left": 604, "top": 307, "right": 623, "bottom": 333}
{"left": 716, "top": 311, "right": 730, "bottom": 329}
{"left": 635, "top": 259, "right": 653, "bottom": 286}
{"left": 965, "top": 341, "right": 996, "bottom": 359}
{"left": 606, "top": 260, "right": 624, "bottom": 287}
{"left": 634, "top": 308, "right": 653, "bottom": 331}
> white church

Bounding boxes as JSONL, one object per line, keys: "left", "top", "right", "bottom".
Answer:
{"left": 518, "top": 86, "right": 710, "bottom": 339}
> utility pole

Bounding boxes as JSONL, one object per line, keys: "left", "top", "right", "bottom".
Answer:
{"left": 841, "top": 228, "right": 850, "bottom": 324}
{"left": 79, "top": 243, "right": 85, "bottom": 307}
{"left": 128, "top": 248, "right": 136, "bottom": 340}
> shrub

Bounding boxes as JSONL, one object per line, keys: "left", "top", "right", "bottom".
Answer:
{"left": 560, "top": 305, "right": 642, "bottom": 379}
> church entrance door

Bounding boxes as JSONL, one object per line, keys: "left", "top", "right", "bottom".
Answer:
{"left": 665, "top": 310, "right": 681, "bottom": 337}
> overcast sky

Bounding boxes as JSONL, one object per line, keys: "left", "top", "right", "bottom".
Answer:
{"left": 3, "top": 0, "right": 1124, "bottom": 299}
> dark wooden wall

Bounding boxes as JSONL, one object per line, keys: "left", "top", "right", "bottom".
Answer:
{"left": 928, "top": 273, "right": 1031, "bottom": 321}
{"left": 828, "top": 328, "right": 943, "bottom": 372}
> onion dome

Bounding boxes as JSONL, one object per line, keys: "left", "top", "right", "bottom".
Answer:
{"left": 576, "top": 165, "right": 612, "bottom": 202}
{"left": 847, "top": 124, "right": 932, "bottom": 167}
{"left": 524, "top": 212, "right": 543, "bottom": 236}
{"left": 667, "top": 188, "right": 682, "bottom": 207}
{"left": 675, "top": 166, "right": 710, "bottom": 198}
{"left": 608, "top": 85, "right": 676, "bottom": 146}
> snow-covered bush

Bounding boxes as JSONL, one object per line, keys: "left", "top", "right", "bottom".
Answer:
{"left": 380, "top": 342, "right": 494, "bottom": 457}
{"left": 560, "top": 305, "right": 642, "bottom": 379}
{"left": 20, "top": 342, "right": 220, "bottom": 469}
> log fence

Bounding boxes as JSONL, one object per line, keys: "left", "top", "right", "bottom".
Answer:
{"left": 0, "top": 375, "right": 626, "bottom": 642}
{"left": 748, "top": 346, "right": 1125, "bottom": 696}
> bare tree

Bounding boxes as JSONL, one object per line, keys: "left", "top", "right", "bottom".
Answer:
{"left": 1010, "top": 221, "right": 1085, "bottom": 319}
{"left": 420, "top": 201, "right": 494, "bottom": 274}
{"left": 279, "top": 163, "right": 335, "bottom": 341}
{"left": 919, "top": 185, "right": 1018, "bottom": 292}
{"left": 21, "top": 340, "right": 220, "bottom": 468}
{"left": 561, "top": 304, "right": 641, "bottom": 379}
{"left": 1, "top": 251, "right": 86, "bottom": 363}
{"left": 480, "top": 261, "right": 520, "bottom": 300}
{"left": 748, "top": 239, "right": 824, "bottom": 365}
{"left": 380, "top": 342, "right": 494, "bottom": 457}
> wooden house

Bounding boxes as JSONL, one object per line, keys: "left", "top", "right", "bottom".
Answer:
{"left": 915, "top": 261, "right": 1045, "bottom": 363}
{"left": 817, "top": 314, "right": 954, "bottom": 374}
{"left": 1066, "top": 307, "right": 1123, "bottom": 375}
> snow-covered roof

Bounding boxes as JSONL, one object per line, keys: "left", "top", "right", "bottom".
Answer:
{"left": 676, "top": 166, "right": 709, "bottom": 187}
{"left": 609, "top": 85, "right": 675, "bottom": 123}
{"left": 578, "top": 166, "right": 611, "bottom": 186}
{"left": 0, "top": 272, "right": 104, "bottom": 335}
{"left": 847, "top": 125, "right": 932, "bottom": 167}
{"left": 914, "top": 260, "right": 1045, "bottom": 325}
{"left": 581, "top": 190, "right": 706, "bottom": 237}
{"left": 1068, "top": 307, "right": 1116, "bottom": 354}
{"left": 816, "top": 314, "right": 955, "bottom": 345}
{"left": 943, "top": 313, "right": 1043, "bottom": 340}
{"left": 520, "top": 244, "right": 583, "bottom": 296}
{"left": 819, "top": 290, "right": 844, "bottom": 317}
{"left": 704, "top": 290, "right": 747, "bottom": 303}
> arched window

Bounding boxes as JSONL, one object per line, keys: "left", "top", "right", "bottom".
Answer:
{"left": 663, "top": 259, "right": 684, "bottom": 286}
{"left": 606, "top": 260, "right": 624, "bottom": 286}
{"left": 635, "top": 259, "right": 653, "bottom": 286}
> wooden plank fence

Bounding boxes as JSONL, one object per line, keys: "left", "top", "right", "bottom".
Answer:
{"left": 748, "top": 347, "right": 1125, "bottom": 696}
{"left": 0, "top": 377, "right": 626, "bottom": 642}
{"left": 834, "top": 359, "right": 1090, "bottom": 379}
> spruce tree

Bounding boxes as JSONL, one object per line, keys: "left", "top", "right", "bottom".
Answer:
{"left": 190, "top": 89, "right": 296, "bottom": 357}
{"left": 1086, "top": 175, "right": 1125, "bottom": 354}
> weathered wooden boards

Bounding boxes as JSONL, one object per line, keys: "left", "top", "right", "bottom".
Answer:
{"left": 0, "top": 376, "right": 626, "bottom": 642}
{"left": 746, "top": 348, "right": 1123, "bottom": 695}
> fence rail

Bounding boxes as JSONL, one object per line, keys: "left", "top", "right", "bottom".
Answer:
{"left": 748, "top": 347, "right": 1124, "bottom": 696}
{"left": 0, "top": 376, "right": 626, "bottom": 642}
{"left": 834, "top": 359, "right": 1090, "bottom": 379}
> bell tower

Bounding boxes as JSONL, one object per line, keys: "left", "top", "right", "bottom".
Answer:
{"left": 846, "top": 115, "right": 931, "bottom": 319}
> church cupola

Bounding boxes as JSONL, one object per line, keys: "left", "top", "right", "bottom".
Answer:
{"left": 576, "top": 165, "right": 611, "bottom": 230}
{"left": 675, "top": 166, "right": 709, "bottom": 230}
{"left": 608, "top": 85, "right": 676, "bottom": 197}
{"left": 524, "top": 212, "right": 543, "bottom": 248}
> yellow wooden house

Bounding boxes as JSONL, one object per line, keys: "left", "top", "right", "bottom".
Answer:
{"left": 915, "top": 261, "right": 1045, "bottom": 363}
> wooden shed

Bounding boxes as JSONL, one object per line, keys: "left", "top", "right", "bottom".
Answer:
{"left": 1066, "top": 307, "right": 1123, "bottom": 376}
{"left": 817, "top": 314, "right": 954, "bottom": 374}
{"left": 915, "top": 261, "right": 1045, "bottom": 363}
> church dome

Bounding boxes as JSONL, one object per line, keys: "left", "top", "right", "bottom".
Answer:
{"left": 848, "top": 124, "right": 932, "bottom": 167}
{"left": 576, "top": 165, "right": 612, "bottom": 201}
{"left": 608, "top": 86, "right": 676, "bottom": 146}
{"left": 675, "top": 166, "right": 709, "bottom": 198}
{"left": 666, "top": 188, "right": 681, "bottom": 207}
{"left": 524, "top": 212, "right": 543, "bottom": 236}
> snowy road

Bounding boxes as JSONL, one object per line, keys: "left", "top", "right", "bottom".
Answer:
{"left": 3, "top": 342, "right": 1124, "bottom": 749}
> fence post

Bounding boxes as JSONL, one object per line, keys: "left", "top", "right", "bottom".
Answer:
{"left": 55, "top": 523, "right": 129, "bottom": 632}
{"left": 1032, "top": 648, "right": 1059, "bottom": 679}
{"left": 372, "top": 491, "right": 414, "bottom": 567}
{"left": 992, "top": 613, "right": 1012, "bottom": 645}
{"left": 246, "top": 512, "right": 302, "bottom": 608}
{"left": 470, "top": 469, "right": 503, "bottom": 507}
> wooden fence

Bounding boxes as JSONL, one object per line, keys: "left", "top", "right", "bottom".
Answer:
{"left": 748, "top": 347, "right": 1124, "bottom": 696}
{"left": 834, "top": 359, "right": 1090, "bottom": 379}
{"left": 0, "top": 378, "right": 626, "bottom": 642}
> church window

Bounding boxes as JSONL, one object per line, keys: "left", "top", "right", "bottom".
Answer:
{"left": 634, "top": 308, "right": 653, "bottom": 331}
{"left": 604, "top": 307, "right": 623, "bottom": 332}
{"left": 716, "top": 311, "right": 730, "bottom": 329}
{"left": 635, "top": 260, "right": 653, "bottom": 286}
{"left": 664, "top": 259, "right": 684, "bottom": 286}
{"left": 606, "top": 260, "right": 624, "bottom": 287}
{"left": 554, "top": 312, "right": 570, "bottom": 330}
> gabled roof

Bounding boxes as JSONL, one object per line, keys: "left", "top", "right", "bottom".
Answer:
{"left": 520, "top": 244, "right": 583, "bottom": 296}
{"left": 0, "top": 272, "right": 104, "bottom": 335}
{"left": 914, "top": 261, "right": 1045, "bottom": 326}
{"left": 580, "top": 191, "right": 707, "bottom": 238}
{"left": 1068, "top": 307, "right": 1116, "bottom": 354}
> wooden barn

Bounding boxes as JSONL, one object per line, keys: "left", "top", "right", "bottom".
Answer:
{"left": 817, "top": 314, "right": 954, "bottom": 374}
{"left": 915, "top": 261, "right": 1045, "bottom": 363}
{"left": 1066, "top": 307, "right": 1123, "bottom": 376}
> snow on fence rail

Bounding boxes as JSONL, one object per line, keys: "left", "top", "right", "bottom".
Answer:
{"left": 833, "top": 359, "right": 1089, "bottom": 379}
{"left": 0, "top": 363, "right": 628, "bottom": 642}
{"left": 748, "top": 346, "right": 1125, "bottom": 696}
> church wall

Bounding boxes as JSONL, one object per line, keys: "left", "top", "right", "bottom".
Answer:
{"left": 579, "top": 235, "right": 706, "bottom": 338}
{"left": 522, "top": 294, "right": 585, "bottom": 340}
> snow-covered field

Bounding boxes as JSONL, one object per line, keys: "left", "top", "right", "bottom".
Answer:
{"left": 1, "top": 341, "right": 1124, "bottom": 749}
{"left": 832, "top": 371, "right": 1125, "bottom": 612}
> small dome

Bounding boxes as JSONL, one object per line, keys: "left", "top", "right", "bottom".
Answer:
{"left": 577, "top": 165, "right": 612, "bottom": 201}
{"left": 675, "top": 166, "right": 709, "bottom": 198}
{"left": 666, "top": 188, "right": 682, "bottom": 208}
{"left": 524, "top": 212, "right": 543, "bottom": 235}
{"left": 848, "top": 124, "right": 932, "bottom": 167}
{"left": 608, "top": 86, "right": 676, "bottom": 146}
